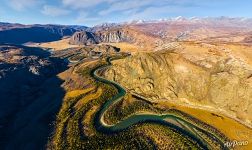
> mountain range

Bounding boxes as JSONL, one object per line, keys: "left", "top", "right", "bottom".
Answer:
{"left": 0, "top": 23, "right": 87, "bottom": 44}
{"left": 0, "top": 17, "right": 252, "bottom": 44}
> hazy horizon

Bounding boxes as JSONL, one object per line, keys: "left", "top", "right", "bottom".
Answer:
{"left": 0, "top": 0, "right": 251, "bottom": 26}
{"left": 2, "top": 16, "right": 252, "bottom": 28}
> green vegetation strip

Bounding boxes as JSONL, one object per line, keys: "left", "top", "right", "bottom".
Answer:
{"left": 50, "top": 55, "right": 230, "bottom": 150}
{"left": 92, "top": 56, "right": 229, "bottom": 150}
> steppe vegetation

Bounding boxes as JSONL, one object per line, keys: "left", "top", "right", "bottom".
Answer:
{"left": 49, "top": 52, "right": 229, "bottom": 150}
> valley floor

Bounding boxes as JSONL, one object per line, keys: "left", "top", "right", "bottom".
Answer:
{"left": 49, "top": 49, "right": 251, "bottom": 149}
{"left": 13, "top": 40, "right": 252, "bottom": 149}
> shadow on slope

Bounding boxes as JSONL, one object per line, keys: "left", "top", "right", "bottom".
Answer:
{"left": 0, "top": 45, "right": 68, "bottom": 150}
{"left": 0, "top": 26, "right": 76, "bottom": 44}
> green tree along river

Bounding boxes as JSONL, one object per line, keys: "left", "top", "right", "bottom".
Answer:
{"left": 91, "top": 57, "right": 229, "bottom": 150}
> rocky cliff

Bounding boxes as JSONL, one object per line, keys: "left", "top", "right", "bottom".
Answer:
{"left": 69, "top": 31, "right": 98, "bottom": 45}
{"left": 69, "top": 27, "right": 160, "bottom": 50}
{"left": 69, "top": 28, "right": 134, "bottom": 45}
{"left": 95, "top": 29, "right": 134, "bottom": 43}
{"left": 104, "top": 50, "right": 252, "bottom": 126}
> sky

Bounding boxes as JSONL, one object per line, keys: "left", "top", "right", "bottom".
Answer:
{"left": 0, "top": 0, "right": 251, "bottom": 27}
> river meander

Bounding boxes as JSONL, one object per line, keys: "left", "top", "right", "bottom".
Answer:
{"left": 92, "top": 57, "right": 229, "bottom": 150}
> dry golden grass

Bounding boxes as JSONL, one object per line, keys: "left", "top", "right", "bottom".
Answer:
{"left": 224, "top": 44, "right": 252, "bottom": 66}
{"left": 156, "top": 101, "right": 252, "bottom": 150}
{"left": 32, "top": 38, "right": 80, "bottom": 51}
{"left": 179, "top": 41, "right": 252, "bottom": 67}
{"left": 179, "top": 42, "right": 225, "bottom": 56}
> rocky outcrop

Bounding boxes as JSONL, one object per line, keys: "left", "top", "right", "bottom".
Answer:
{"left": 0, "top": 45, "right": 66, "bottom": 78}
{"left": 69, "top": 31, "right": 98, "bottom": 45}
{"left": 104, "top": 51, "right": 252, "bottom": 126}
{"left": 69, "top": 27, "right": 161, "bottom": 51}
{"left": 69, "top": 28, "right": 134, "bottom": 45}
{"left": 96, "top": 29, "right": 134, "bottom": 43}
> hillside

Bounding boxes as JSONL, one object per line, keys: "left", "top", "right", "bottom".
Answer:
{"left": 104, "top": 42, "right": 252, "bottom": 127}
{"left": 69, "top": 26, "right": 159, "bottom": 51}
{"left": 0, "top": 23, "right": 87, "bottom": 44}
{"left": 68, "top": 17, "right": 252, "bottom": 53}
{"left": 1, "top": 17, "right": 252, "bottom": 149}
{"left": 0, "top": 45, "right": 68, "bottom": 149}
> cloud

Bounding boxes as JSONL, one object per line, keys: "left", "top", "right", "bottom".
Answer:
{"left": 6, "top": 0, "right": 39, "bottom": 11}
{"left": 41, "top": 5, "right": 71, "bottom": 17}
{"left": 127, "top": 5, "right": 189, "bottom": 20}
{"left": 62, "top": 0, "right": 116, "bottom": 9}
{"left": 99, "top": 0, "right": 154, "bottom": 15}
{"left": 63, "top": 0, "right": 204, "bottom": 26}
{"left": 74, "top": 11, "right": 101, "bottom": 26}
{"left": 98, "top": 0, "right": 201, "bottom": 15}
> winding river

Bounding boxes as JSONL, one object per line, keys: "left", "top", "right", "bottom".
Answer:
{"left": 92, "top": 57, "right": 229, "bottom": 150}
